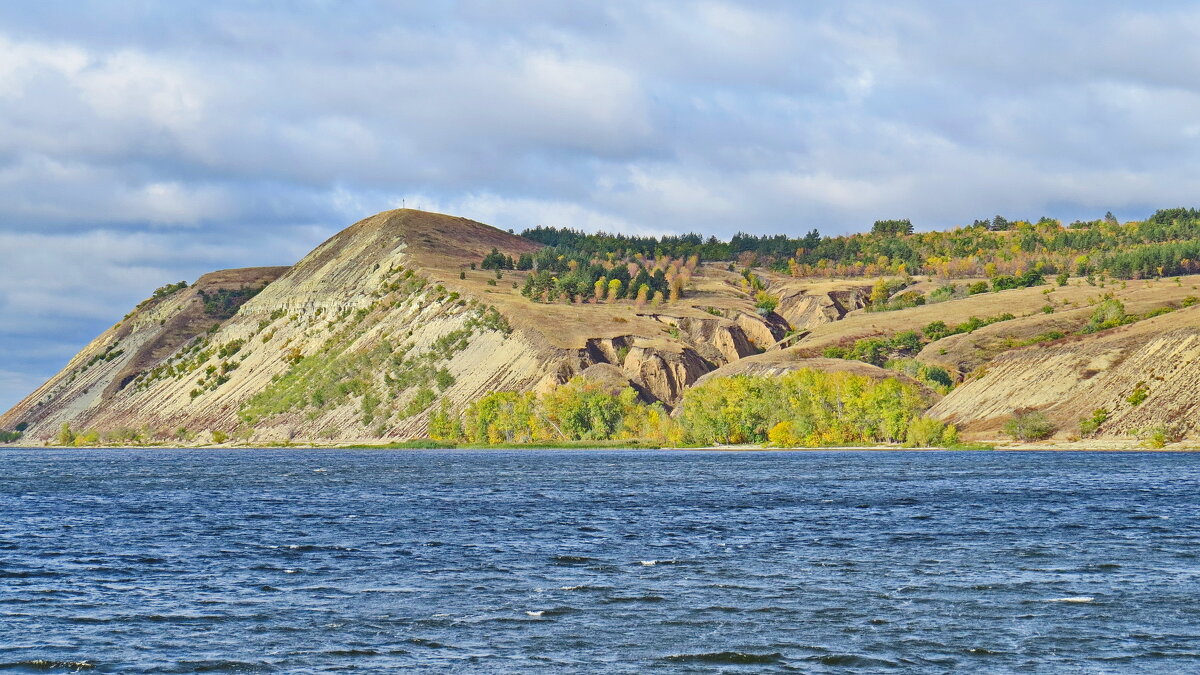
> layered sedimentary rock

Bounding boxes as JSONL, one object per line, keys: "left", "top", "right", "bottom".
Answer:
{"left": 929, "top": 311, "right": 1200, "bottom": 439}
{"left": 1, "top": 210, "right": 786, "bottom": 443}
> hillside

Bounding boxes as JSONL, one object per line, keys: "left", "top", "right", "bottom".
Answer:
{"left": 3, "top": 208, "right": 1199, "bottom": 447}
{"left": 1, "top": 210, "right": 814, "bottom": 444}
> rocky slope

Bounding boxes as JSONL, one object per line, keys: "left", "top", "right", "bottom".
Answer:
{"left": 4, "top": 208, "right": 1198, "bottom": 445}
{"left": 1, "top": 210, "right": 811, "bottom": 444}
{"left": 928, "top": 308, "right": 1200, "bottom": 440}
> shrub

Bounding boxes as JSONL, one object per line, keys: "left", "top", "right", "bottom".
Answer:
{"left": 884, "top": 358, "right": 955, "bottom": 393}
{"left": 1003, "top": 410, "right": 1056, "bottom": 441}
{"left": 56, "top": 422, "right": 75, "bottom": 446}
{"left": 1083, "top": 297, "right": 1128, "bottom": 333}
{"left": 152, "top": 280, "right": 189, "bottom": 299}
{"left": 211, "top": 430, "right": 229, "bottom": 444}
{"left": 1079, "top": 408, "right": 1109, "bottom": 436}
{"left": 889, "top": 330, "right": 922, "bottom": 353}
{"left": 991, "top": 269, "right": 1044, "bottom": 291}
{"left": 927, "top": 284, "right": 957, "bottom": 303}
{"left": 198, "top": 286, "right": 264, "bottom": 319}
{"left": 1127, "top": 382, "right": 1149, "bottom": 406}
{"left": 75, "top": 429, "right": 101, "bottom": 446}
{"left": 923, "top": 320, "right": 950, "bottom": 341}
{"left": 905, "top": 416, "right": 958, "bottom": 447}
{"left": 754, "top": 291, "right": 778, "bottom": 316}
{"left": 403, "top": 387, "right": 437, "bottom": 417}
{"left": 428, "top": 402, "right": 464, "bottom": 441}
{"left": 434, "top": 368, "right": 455, "bottom": 390}
{"left": 1139, "top": 425, "right": 1175, "bottom": 449}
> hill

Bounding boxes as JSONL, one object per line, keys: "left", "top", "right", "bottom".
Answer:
{"left": 3, "top": 208, "right": 1199, "bottom": 447}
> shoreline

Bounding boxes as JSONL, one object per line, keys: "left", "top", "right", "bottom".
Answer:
{"left": 4, "top": 441, "right": 1199, "bottom": 452}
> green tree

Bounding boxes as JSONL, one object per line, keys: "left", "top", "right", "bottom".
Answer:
{"left": 607, "top": 278, "right": 623, "bottom": 301}
{"left": 871, "top": 219, "right": 914, "bottom": 236}
{"left": 56, "top": 422, "right": 75, "bottom": 446}
{"left": 754, "top": 291, "right": 778, "bottom": 316}
{"left": 1003, "top": 410, "right": 1055, "bottom": 441}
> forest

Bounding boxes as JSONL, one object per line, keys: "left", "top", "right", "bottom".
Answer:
{"left": 483, "top": 209, "right": 1200, "bottom": 305}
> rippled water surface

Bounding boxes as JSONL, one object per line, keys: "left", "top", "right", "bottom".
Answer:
{"left": 1, "top": 448, "right": 1199, "bottom": 673}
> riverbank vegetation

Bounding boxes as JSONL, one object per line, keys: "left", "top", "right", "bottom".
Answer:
{"left": 427, "top": 370, "right": 957, "bottom": 449}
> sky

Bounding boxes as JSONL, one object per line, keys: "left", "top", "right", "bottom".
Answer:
{"left": 3, "top": 0, "right": 1200, "bottom": 410}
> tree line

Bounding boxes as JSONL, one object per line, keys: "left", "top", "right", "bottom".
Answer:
{"left": 499, "top": 209, "right": 1200, "bottom": 282}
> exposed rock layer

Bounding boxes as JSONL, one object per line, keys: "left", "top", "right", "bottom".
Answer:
{"left": 5, "top": 209, "right": 1199, "bottom": 445}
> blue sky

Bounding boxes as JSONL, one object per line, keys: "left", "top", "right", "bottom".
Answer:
{"left": 3, "top": 0, "right": 1200, "bottom": 410}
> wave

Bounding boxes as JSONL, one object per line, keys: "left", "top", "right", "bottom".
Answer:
{"left": 661, "top": 651, "right": 784, "bottom": 664}
{"left": 0, "top": 659, "right": 95, "bottom": 672}
{"left": 550, "top": 555, "right": 595, "bottom": 565}
{"left": 170, "top": 660, "right": 274, "bottom": 672}
{"left": 602, "top": 595, "right": 666, "bottom": 604}
{"left": 804, "top": 654, "right": 900, "bottom": 667}
{"left": 524, "top": 606, "right": 577, "bottom": 617}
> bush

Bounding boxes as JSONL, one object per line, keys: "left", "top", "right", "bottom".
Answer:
{"left": 890, "top": 330, "right": 922, "bottom": 352}
{"left": 1139, "top": 426, "right": 1175, "bottom": 449}
{"left": 1127, "top": 382, "right": 1149, "bottom": 406}
{"left": 991, "top": 269, "right": 1044, "bottom": 291}
{"left": 754, "top": 291, "right": 778, "bottom": 316}
{"left": 211, "top": 430, "right": 229, "bottom": 444}
{"left": 904, "top": 416, "right": 958, "bottom": 447}
{"left": 1003, "top": 410, "right": 1056, "bottom": 441}
{"left": 927, "top": 284, "right": 957, "bottom": 303}
{"left": 884, "top": 358, "right": 954, "bottom": 393}
{"left": 923, "top": 320, "right": 950, "bottom": 341}
{"left": 56, "top": 422, "right": 75, "bottom": 446}
{"left": 1079, "top": 408, "right": 1109, "bottom": 436}
{"left": 1082, "top": 297, "right": 1128, "bottom": 333}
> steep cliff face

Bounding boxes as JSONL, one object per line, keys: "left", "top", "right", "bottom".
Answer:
{"left": 2, "top": 209, "right": 792, "bottom": 443}
{"left": 928, "top": 307, "right": 1200, "bottom": 439}
{"left": 0, "top": 267, "right": 287, "bottom": 439}
{"left": 775, "top": 284, "right": 871, "bottom": 331}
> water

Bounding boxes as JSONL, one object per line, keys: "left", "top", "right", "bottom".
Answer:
{"left": 1, "top": 448, "right": 1198, "bottom": 673}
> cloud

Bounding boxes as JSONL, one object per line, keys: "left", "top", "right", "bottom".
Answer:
{"left": 4, "top": 0, "right": 1200, "bottom": 409}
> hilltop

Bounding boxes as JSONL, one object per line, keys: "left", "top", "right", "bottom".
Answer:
{"left": 2, "top": 208, "right": 1199, "bottom": 448}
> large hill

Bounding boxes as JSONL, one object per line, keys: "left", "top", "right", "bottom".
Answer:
{"left": 3, "top": 208, "right": 1199, "bottom": 446}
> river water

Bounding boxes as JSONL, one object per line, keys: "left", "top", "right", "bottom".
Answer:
{"left": 1, "top": 448, "right": 1197, "bottom": 672}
